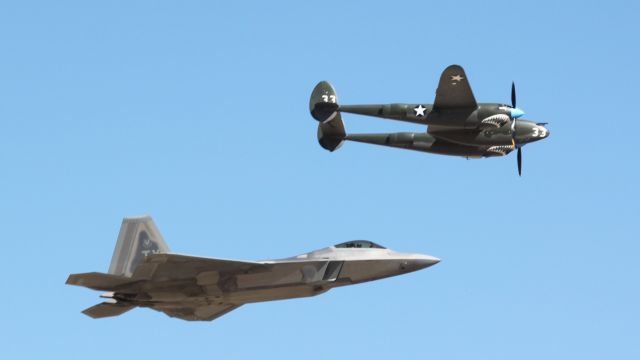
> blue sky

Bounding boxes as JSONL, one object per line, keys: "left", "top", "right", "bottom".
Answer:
{"left": 1, "top": 1, "right": 638, "bottom": 359}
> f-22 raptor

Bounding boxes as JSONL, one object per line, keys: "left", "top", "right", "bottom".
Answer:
{"left": 310, "top": 64, "right": 550, "bottom": 175}
{"left": 66, "top": 216, "right": 439, "bottom": 321}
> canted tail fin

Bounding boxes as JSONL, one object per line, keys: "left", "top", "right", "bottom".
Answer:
{"left": 108, "top": 216, "right": 170, "bottom": 277}
{"left": 66, "top": 216, "right": 168, "bottom": 320}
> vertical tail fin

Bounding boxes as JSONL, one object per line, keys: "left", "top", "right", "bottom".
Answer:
{"left": 309, "top": 81, "right": 339, "bottom": 123}
{"left": 317, "top": 114, "right": 346, "bottom": 151}
{"left": 310, "top": 81, "right": 346, "bottom": 151}
{"left": 108, "top": 216, "right": 170, "bottom": 277}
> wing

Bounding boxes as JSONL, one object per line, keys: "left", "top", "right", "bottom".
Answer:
{"left": 155, "top": 303, "right": 242, "bottom": 321}
{"left": 433, "top": 65, "right": 477, "bottom": 110}
{"left": 133, "top": 253, "right": 271, "bottom": 281}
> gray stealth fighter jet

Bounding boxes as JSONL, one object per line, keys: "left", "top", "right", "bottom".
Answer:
{"left": 66, "top": 216, "right": 439, "bottom": 321}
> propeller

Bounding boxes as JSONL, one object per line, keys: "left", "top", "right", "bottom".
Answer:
{"left": 511, "top": 81, "right": 522, "bottom": 176}
{"left": 510, "top": 81, "right": 518, "bottom": 135}
{"left": 517, "top": 147, "right": 522, "bottom": 176}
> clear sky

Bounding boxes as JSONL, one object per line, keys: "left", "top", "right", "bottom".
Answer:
{"left": 1, "top": 1, "right": 638, "bottom": 359}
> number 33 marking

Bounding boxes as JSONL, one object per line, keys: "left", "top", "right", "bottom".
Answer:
{"left": 532, "top": 127, "right": 547, "bottom": 137}
{"left": 321, "top": 94, "right": 336, "bottom": 103}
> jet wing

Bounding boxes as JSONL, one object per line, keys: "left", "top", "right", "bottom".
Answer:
{"left": 156, "top": 303, "right": 242, "bottom": 321}
{"left": 136, "top": 253, "right": 272, "bottom": 280}
{"left": 433, "top": 65, "right": 477, "bottom": 110}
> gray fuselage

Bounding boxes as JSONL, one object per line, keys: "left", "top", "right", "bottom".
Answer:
{"left": 122, "top": 246, "right": 438, "bottom": 308}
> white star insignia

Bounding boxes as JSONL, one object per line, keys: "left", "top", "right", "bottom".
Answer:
{"left": 450, "top": 75, "right": 464, "bottom": 82}
{"left": 414, "top": 105, "right": 426, "bottom": 117}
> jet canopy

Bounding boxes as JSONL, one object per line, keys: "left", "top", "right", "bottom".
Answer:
{"left": 334, "top": 240, "right": 386, "bottom": 249}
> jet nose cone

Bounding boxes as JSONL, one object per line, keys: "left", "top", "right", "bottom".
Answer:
{"left": 409, "top": 255, "right": 440, "bottom": 271}
{"left": 420, "top": 255, "right": 441, "bottom": 267}
{"left": 510, "top": 108, "right": 525, "bottom": 119}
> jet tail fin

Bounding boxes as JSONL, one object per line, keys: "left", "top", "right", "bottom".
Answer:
{"left": 108, "top": 216, "right": 170, "bottom": 277}
{"left": 82, "top": 301, "right": 136, "bottom": 319}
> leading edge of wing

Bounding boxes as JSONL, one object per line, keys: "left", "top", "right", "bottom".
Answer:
{"left": 144, "top": 253, "right": 272, "bottom": 272}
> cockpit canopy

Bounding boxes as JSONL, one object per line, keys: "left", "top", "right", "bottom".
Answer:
{"left": 334, "top": 240, "right": 386, "bottom": 249}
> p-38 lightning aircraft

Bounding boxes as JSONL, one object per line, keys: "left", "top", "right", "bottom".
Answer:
{"left": 309, "top": 64, "right": 549, "bottom": 175}
{"left": 67, "top": 216, "right": 439, "bottom": 321}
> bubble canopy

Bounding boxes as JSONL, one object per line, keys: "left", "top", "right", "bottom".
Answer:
{"left": 334, "top": 240, "right": 386, "bottom": 249}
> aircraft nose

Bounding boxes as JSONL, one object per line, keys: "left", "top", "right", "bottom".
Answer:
{"left": 535, "top": 125, "right": 550, "bottom": 140}
{"left": 401, "top": 255, "right": 440, "bottom": 272}
{"left": 417, "top": 255, "right": 440, "bottom": 268}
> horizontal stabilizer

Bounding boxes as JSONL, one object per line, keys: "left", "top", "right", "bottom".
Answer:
{"left": 66, "top": 272, "right": 138, "bottom": 291}
{"left": 82, "top": 301, "right": 135, "bottom": 319}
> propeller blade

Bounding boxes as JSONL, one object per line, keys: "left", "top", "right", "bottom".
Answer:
{"left": 510, "top": 82, "right": 517, "bottom": 139}
{"left": 517, "top": 147, "right": 522, "bottom": 176}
